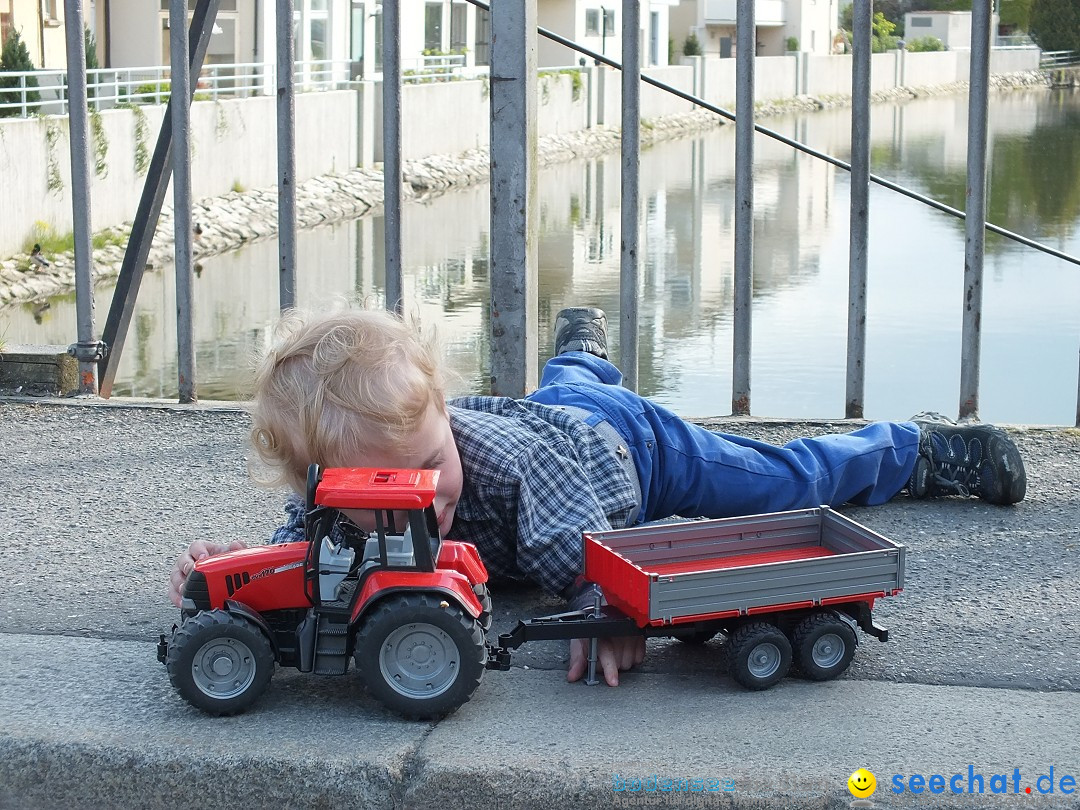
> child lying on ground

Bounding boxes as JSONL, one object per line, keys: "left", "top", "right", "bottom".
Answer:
{"left": 169, "top": 305, "right": 1026, "bottom": 686}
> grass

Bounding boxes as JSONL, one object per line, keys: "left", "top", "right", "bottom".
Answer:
{"left": 20, "top": 222, "right": 128, "bottom": 257}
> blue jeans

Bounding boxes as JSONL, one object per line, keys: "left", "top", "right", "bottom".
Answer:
{"left": 526, "top": 352, "right": 920, "bottom": 522}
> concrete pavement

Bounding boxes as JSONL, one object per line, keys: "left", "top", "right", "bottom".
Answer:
{"left": 1, "top": 398, "right": 1078, "bottom": 809}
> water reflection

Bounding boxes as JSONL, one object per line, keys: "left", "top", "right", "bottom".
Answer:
{"left": 4, "top": 89, "right": 1079, "bottom": 424}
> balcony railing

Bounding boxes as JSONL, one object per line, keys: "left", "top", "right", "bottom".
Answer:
{"left": 0, "top": 60, "right": 357, "bottom": 118}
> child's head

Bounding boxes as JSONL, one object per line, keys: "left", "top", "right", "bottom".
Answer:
{"left": 250, "top": 306, "right": 448, "bottom": 495}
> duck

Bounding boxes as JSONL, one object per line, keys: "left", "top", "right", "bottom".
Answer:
{"left": 30, "top": 244, "right": 51, "bottom": 270}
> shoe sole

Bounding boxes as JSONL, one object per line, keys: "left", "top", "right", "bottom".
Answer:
{"left": 918, "top": 423, "right": 1027, "bottom": 505}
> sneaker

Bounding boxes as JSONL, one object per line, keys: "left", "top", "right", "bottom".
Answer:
{"left": 907, "top": 412, "right": 1026, "bottom": 505}
{"left": 553, "top": 307, "right": 609, "bottom": 359}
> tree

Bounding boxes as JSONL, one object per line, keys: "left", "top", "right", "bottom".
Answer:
{"left": 1029, "top": 0, "right": 1080, "bottom": 52}
{"left": 1000, "top": 0, "right": 1035, "bottom": 32}
{"left": 84, "top": 28, "right": 100, "bottom": 71}
{"left": 0, "top": 29, "right": 40, "bottom": 117}
{"left": 85, "top": 27, "right": 99, "bottom": 102}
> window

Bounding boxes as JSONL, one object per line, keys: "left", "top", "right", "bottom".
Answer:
{"left": 450, "top": 2, "right": 467, "bottom": 53}
{"left": 350, "top": 2, "right": 364, "bottom": 62}
{"left": 910, "top": 16, "right": 932, "bottom": 27}
{"left": 603, "top": 8, "right": 615, "bottom": 36}
{"left": 310, "top": 0, "right": 329, "bottom": 60}
{"left": 585, "top": 9, "right": 599, "bottom": 36}
{"left": 42, "top": 0, "right": 59, "bottom": 22}
{"left": 374, "top": 8, "right": 383, "bottom": 70}
{"left": 474, "top": 7, "right": 490, "bottom": 65}
{"left": 425, "top": 2, "right": 443, "bottom": 51}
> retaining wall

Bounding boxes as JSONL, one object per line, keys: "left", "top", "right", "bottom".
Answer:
{"left": 0, "top": 47, "right": 1044, "bottom": 258}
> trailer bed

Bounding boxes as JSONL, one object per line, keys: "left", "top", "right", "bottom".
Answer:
{"left": 583, "top": 507, "right": 905, "bottom": 627}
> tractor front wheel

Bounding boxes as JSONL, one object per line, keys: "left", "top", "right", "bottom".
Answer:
{"left": 166, "top": 609, "right": 275, "bottom": 715}
{"left": 354, "top": 593, "right": 485, "bottom": 719}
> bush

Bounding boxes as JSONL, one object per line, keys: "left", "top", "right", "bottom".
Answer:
{"left": 906, "top": 36, "right": 945, "bottom": 52}
{"left": 871, "top": 11, "right": 900, "bottom": 52}
{"left": 1029, "top": 0, "right": 1080, "bottom": 52}
{"left": 0, "top": 29, "right": 40, "bottom": 117}
{"left": 134, "top": 80, "right": 171, "bottom": 104}
{"left": 682, "top": 33, "right": 703, "bottom": 57}
{"left": 786, "top": 36, "right": 799, "bottom": 51}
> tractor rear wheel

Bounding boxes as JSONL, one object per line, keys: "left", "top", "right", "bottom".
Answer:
{"left": 166, "top": 609, "right": 275, "bottom": 715}
{"left": 354, "top": 593, "right": 485, "bottom": 719}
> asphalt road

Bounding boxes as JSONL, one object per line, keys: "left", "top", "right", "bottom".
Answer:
{"left": 1, "top": 398, "right": 1078, "bottom": 809}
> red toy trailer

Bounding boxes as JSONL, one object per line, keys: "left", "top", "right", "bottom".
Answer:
{"left": 490, "top": 507, "right": 906, "bottom": 689}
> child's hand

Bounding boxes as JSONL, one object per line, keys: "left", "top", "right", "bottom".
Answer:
{"left": 567, "top": 635, "right": 646, "bottom": 686}
{"left": 168, "top": 539, "right": 247, "bottom": 607}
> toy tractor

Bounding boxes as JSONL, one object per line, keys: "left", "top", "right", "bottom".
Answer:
{"left": 159, "top": 464, "right": 491, "bottom": 719}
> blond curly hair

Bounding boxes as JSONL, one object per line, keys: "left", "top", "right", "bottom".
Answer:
{"left": 250, "top": 306, "right": 446, "bottom": 494}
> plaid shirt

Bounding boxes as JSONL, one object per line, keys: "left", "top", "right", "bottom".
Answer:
{"left": 271, "top": 396, "right": 638, "bottom": 597}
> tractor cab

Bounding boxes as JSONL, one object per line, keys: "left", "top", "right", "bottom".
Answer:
{"left": 303, "top": 463, "right": 443, "bottom": 607}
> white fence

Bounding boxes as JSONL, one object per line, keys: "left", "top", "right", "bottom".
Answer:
{"left": 0, "top": 55, "right": 487, "bottom": 119}
{"left": 0, "top": 60, "right": 351, "bottom": 118}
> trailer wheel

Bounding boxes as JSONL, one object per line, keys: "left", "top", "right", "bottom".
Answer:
{"left": 790, "top": 612, "right": 857, "bottom": 681}
{"left": 166, "top": 609, "right": 275, "bottom": 716}
{"left": 473, "top": 582, "right": 493, "bottom": 632}
{"left": 727, "top": 622, "right": 792, "bottom": 690}
{"left": 354, "top": 593, "right": 485, "bottom": 719}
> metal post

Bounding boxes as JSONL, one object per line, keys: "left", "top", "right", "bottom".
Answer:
{"left": 97, "top": 0, "right": 220, "bottom": 396}
{"left": 63, "top": 0, "right": 101, "bottom": 394}
{"left": 382, "top": 0, "right": 403, "bottom": 313}
{"left": 171, "top": 0, "right": 197, "bottom": 403}
{"left": 1076, "top": 346, "right": 1080, "bottom": 428}
{"left": 277, "top": 0, "right": 297, "bottom": 310}
{"left": 488, "top": 0, "right": 538, "bottom": 397}
{"left": 596, "top": 61, "right": 606, "bottom": 126}
{"left": 845, "top": 0, "right": 872, "bottom": 419}
{"left": 620, "top": 0, "right": 640, "bottom": 391}
{"left": 732, "top": 0, "right": 755, "bottom": 416}
{"left": 959, "top": 0, "right": 992, "bottom": 421}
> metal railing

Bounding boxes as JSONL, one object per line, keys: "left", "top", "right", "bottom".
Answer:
{"left": 0, "top": 59, "right": 356, "bottom": 118}
{"left": 401, "top": 53, "right": 470, "bottom": 83}
{"left": 994, "top": 34, "right": 1036, "bottom": 48}
{"left": 1040, "top": 50, "right": 1080, "bottom": 68}
{"left": 41, "top": 0, "right": 1079, "bottom": 423}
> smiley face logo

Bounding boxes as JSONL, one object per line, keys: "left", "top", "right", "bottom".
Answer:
{"left": 848, "top": 768, "right": 877, "bottom": 798}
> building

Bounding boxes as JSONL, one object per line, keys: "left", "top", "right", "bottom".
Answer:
{"left": 83, "top": 0, "right": 677, "bottom": 75}
{"left": 669, "top": 0, "right": 840, "bottom": 57}
{"left": 902, "top": 10, "right": 999, "bottom": 50}
{"left": 537, "top": 0, "right": 680, "bottom": 68}
{"left": 0, "top": 0, "right": 69, "bottom": 69}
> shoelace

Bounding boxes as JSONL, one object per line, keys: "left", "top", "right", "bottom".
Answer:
{"left": 931, "top": 466, "right": 975, "bottom": 497}
{"left": 926, "top": 436, "right": 982, "bottom": 497}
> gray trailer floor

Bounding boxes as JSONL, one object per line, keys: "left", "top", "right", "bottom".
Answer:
{"left": 1, "top": 399, "right": 1078, "bottom": 810}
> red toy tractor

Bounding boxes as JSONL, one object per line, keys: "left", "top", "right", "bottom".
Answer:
{"left": 159, "top": 464, "right": 491, "bottom": 719}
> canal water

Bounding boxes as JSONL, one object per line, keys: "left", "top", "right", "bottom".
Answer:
{"left": 5, "top": 87, "right": 1080, "bottom": 425}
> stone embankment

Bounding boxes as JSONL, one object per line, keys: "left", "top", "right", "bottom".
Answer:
{"left": 0, "top": 70, "right": 1049, "bottom": 310}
